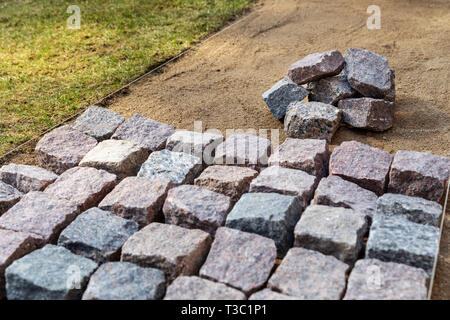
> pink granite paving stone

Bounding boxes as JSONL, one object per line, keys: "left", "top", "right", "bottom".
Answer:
{"left": 121, "top": 223, "right": 211, "bottom": 281}
{"left": 388, "top": 150, "right": 450, "bottom": 202}
{"left": 99, "top": 176, "right": 173, "bottom": 228}
{"left": 111, "top": 114, "right": 175, "bottom": 152}
{"left": 268, "top": 138, "right": 330, "bottom": 178}
{"left": 248, "top": 289, "right": 300, "bottom": 300}
{"left": 329, "top": 140, "right": 393, "bottom": 195}
{"left": 0, "top": 229, "right": 38, "bottom": 299}
{"left": 163, "top": 185, "right": 232, "bottom": 235}
{"left": 194, "top": 165, "right": 258, "bottom": 203}
{"left": 344, "top": 259, "right": 429, "bottom": 300}
{"left": 0, "top": 191, "right": 79, "bottom": 246}
{"left": 288, "top": 50, "right": 345, "bottom": 85}
{"left": 199, "top": 227, "right": 276, "bottom": 295}
{"left": 0, "top": 181, "right": 23, "bottom": 216}
{"left": 0, "top": 164, "right": 58, "bottom": 193}
{"left": 213, "top": 134, "right": 272, "bottom": 170}
{"left": 44, "top": 166, "right": 116, "bottom": 212}
{"left": 267, "top": 247, "right": 349, "bottom": 300}
{"left": 35, "top": 125, "right": 98, "bottom": 174}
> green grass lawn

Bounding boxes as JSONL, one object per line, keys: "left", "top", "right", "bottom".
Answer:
{"left": 0, "top": 0, "right": 254, "bottom": 156}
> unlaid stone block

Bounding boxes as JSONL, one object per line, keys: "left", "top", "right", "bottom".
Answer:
{"left": 388, "top": 150, "right": 450, "bottom": 202}
{"left": 344, "top": 259, "right": 428, "bottom": 300}
{"left": 44, "top": 166, "right": 116, "bottom": 212}
{"left": 288, "top": 50, "right": 345, "bottom": 85}
{"left": 366, "top": 214, "right": 440, "bottom": 275}
{"left": 111, "top": 114, "right": 174, "bottom": 152}
{"left": 164, "top": 276, "right": 246, "bottom": 300}
{"left": 294, "top": 205, "right": 368, "bottom": 264}
{"left": 268, "top": 247, "right": 349, "bottom": 300}
{"left": 194, "top": 165, "right": 258, "bottom": 203}
{"left": 248, "top": 289, "right": 300, "bottom": 300}
{"left": 213, "top": 134, "right": 272, "bottom": 170}
{"left": 99, "top": 176, "right": 173, "bottom": 228}
{"left": 337, "top": 98, "right": 394, "bottom": 131}
{"left": 71, "top": 106, "right": 125, "bottom": 141}
{"left": 79, "top": 139, "right": 149, "bottom": 179}
{"left": 121, "top": 223, "right": 211, "bottom": 281}
{"left": 329, "top": 140, "right": 393, "bottom": 195}
{"left": 313, "top": 175, "right": 378, "bottom": 219}
{"left": 262, "top": 77, "right": 309, "bottom": 120}
{"left": 82, "top": 262, "right": 165, "bottom": 300}
{"left": 0, "top": 192, "right": 79, "bottom": 246}
{"left": 268, "top": 138, "right": 329, "bottom": 178}
{"left": 163, "top": 185, "right": 232, "bottom": 235}
{"left": 58, "top": 208, "right": 138, "bottom": 263}
{"left": 0, "top": 164, "right": 58, "bottom": 193}
{"left": 249, "top": 166, "right": 316, "bottom": 209}
{"left": 284, "top": 101, "right": 341, "bottom": 143}
{"left": 0, "top": 181, "right": 22, "bottom": 216}
{"left": 5, "top": 244, "right": 98, "bottom": 300}
{"left": 138, "top": 149, "right": 202, "bottom": 185}
{"left": 199, "top": 227, "right": 276, "bottom": 294}
{"left": 305, "top": 69, "right": 356, "bottom": 105}
{"left": 377, "top": 193, "right": 442, "bottom": 227}
{"left": 35, "top": 125, "right": 98, "bottom": 174}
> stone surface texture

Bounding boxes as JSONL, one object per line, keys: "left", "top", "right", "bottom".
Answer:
{"left": 0, "top": 181, "right": 23, "bottom": 215}
{"left": 248, "top": 289, "right": 300, "bottom": 300}
{"left": 305, "top": 69, "right": 356, "bottom": 105}
{"left": 0, "top": 164, "right": 58, "bottom": 193}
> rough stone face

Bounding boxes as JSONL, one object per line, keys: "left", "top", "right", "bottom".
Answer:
{"left": 194, "top": 165, "right": 258, "bottom": 203}
{"left": 366, "top": 214, "right": 440, "bottom": 275}
{"left": 248, "top": 289, "right": 300, "bottom": 300}
{"left": 82, "top": 262, "right": 165, "bottom": 300}
{"left": 344, "top": 48, "right": 393, "bottom": 100}
{"left": 329, "top": 140, "right": 393, "bottom": 195}
{"left": 0, "top": 164, "right": 58, "bottom": 193}
{"left": 268, "top": 247, "right": 349, "bottom": 299}
{"left": 213, "top": 134, "right": 272, "bottom": 170}
{"left": 284, "top": 102, "right": 341, "bottom": 143}
{"left": 343, "top": 259, "right": 429, "bottom": 300}
{"left": 121, "top": 223, "right": 211, "bottom": 281}
{"left": 377, "top": 193, "right": 442, "bottom": 227}
{"left": 35, "top": 125, "right": 98, "bottom": 174}
{"left": 5, "top": 244, "right": 98, "bottom": 300}
{"left": 163, "top": 185, "right": 232, "bottom": 235}
{"left": 294, "top": 205, "right": 368, "bottom": 264}
{"left": 199, "top": 227, "right": 276, "bottom": 294}
{"left": 166, "top": 130, "right": 224, "bottom": 166}
{"left": 79, "top": 139, "right": 149, "bottom": 179}
{"left": 0, "top": 181, "right": 23, "bottom": 216}
{"left": 164, "top": 276, "right": 246, "bottom": 300}
{"left": 337, "top": 98, "right": 394, "bottom": 131}
{"left": 313, "top": 175, "right": 378, "bottom": 219}
{"left": 58, "top": 208, "right": 138, "bottom": 263}
{"left": 99, "top": 176, "right": 173, "bottom": 228}
{"left": 111, "top": 114, "right": 175, "bottom": 152}
{"left": 262, "top": 77, "right": 309, "bottom": 120}
{"left": 268, "top": 138, "right": 330, "bottom": 178}
{"left": 138, "top": 149, "right": 202, "bottom": 185}
{"left": 249, "top": 166, "right": 316, "bottom": 210}
{"left": 0, "top": 192, "right": 79, "bottom": 246}
{"left": 388, "top": 150, "right": 450, "bottom": 202}
{"left": 71, "top": 105, "right": 125, "bottom": 141}
{"left": 288, "top": 50, "right": 345, "bottom": 85}
{"left": 44, "top": 166, "right": 117, "bottom": 212}
{"left": 0, "top": 230, "right": 38, "bottom": 299}
{"left": 306, "top": 69, "right": 356, "bottom": 105}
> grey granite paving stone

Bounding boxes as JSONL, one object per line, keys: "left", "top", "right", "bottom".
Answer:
{"left": 138, "top": 149, "right": 202, "bottom": 185}
{"left": 199, "top": 227, "right": 276, "bottom": 295}
{"left": 5, "top": 244, "right": 98, "bottom": 300}
{"left": 58, "top": 208, "right": 138, "bottom": 263}
{"left": 35, "top": 125, "right": 98, "bottom": 174}
{"left": 121, "top": 223, "right": 211, "bottom": 281}
{"left": 0, "top": 163, "right": 58, "bottom": 193}
{"left": 71, "top": 106, "right": 125, "bottom": 141}
{"left": 164, "top": 276, "right": 246, "bottom": 300}
{"left": 268, "top": 247, "right": 349, "bottom": 300}
{"left": 248, "top": 288, "right": 300, "bottom": 300}
{"left": 305, "top": 69, "right": 356, "bottom": 105}
{"left": 365, "top": 214, "right": 440, "bottom": 275}
{"left": 82, "top": 262, "right": 165, "bottom": 300}
{"left": 0, "top": 181, "right": 23, "bottom": 216}
{"left": 99, "top": 176, "right": 173, "bottom": 228}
